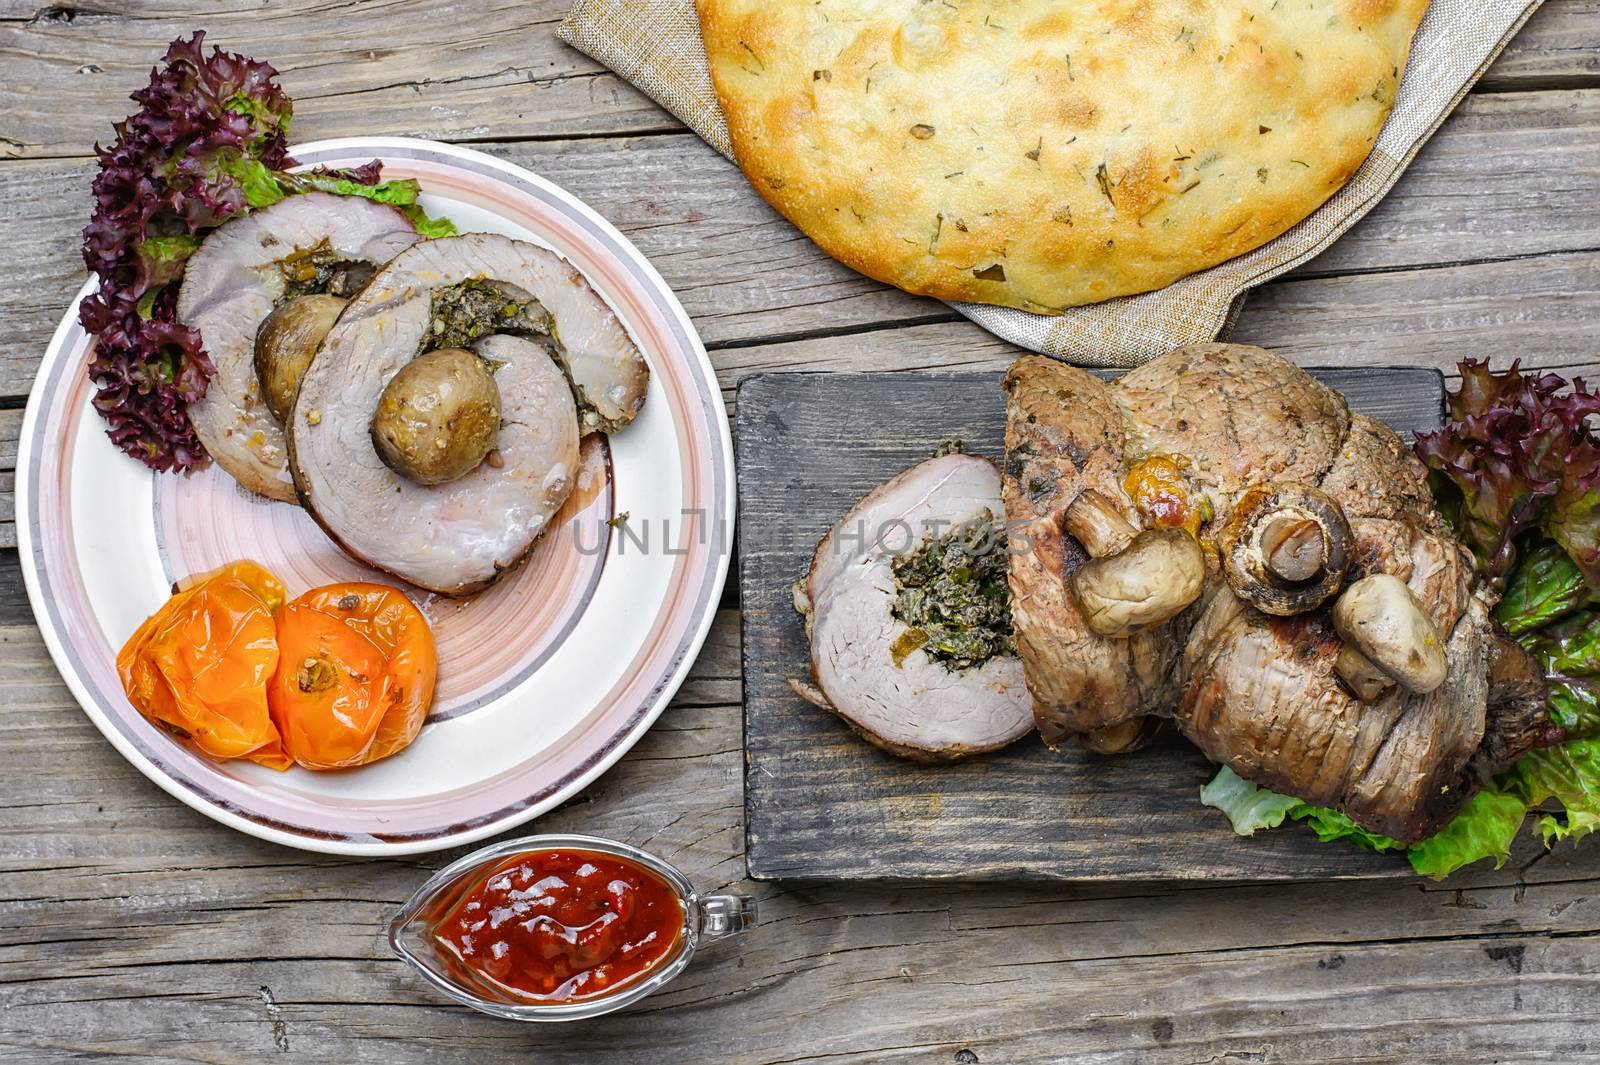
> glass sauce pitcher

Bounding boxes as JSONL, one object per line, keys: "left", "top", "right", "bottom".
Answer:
{"left": 388, "top": 833, "right": 757, "bottom": 1021}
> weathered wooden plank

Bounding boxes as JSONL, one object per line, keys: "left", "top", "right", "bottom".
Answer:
{"left": 737, "top": 368, "right": 1452, "bottom": 882}
{"left": 0, "top": 0, "right": 1592, "bottom": 161}
{"left": 1, "top": 615, "right": 1597, "bottom": 1063}
{"left": 2, "top": 89, "right": 1597, "bottom": 401}
{"left": 1481, "top": 0, "right": 1600, "bottom": 91}
{"left": 1284, "top": 86, "right": 1600, "bottom": 279}
{"left": 0, "top": 0, "right": 678, "bottom": 161}
{"left": 704, "top": 251, "right": 1600, "bottom": 412}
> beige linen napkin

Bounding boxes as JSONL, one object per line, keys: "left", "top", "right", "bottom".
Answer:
{"left": 560, "top": 1, "right": 1544, "bottom": 367}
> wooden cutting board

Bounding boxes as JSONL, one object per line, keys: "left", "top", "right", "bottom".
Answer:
{"left": 737, "top": 367, "right": 1446, "bottom": 882}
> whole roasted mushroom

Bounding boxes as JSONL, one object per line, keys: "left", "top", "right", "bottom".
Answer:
{"left": 371, "top": 347, "right": 503, "bottom": 485}
{"left": 1331, "top": 574, "right": 1449, "bottom": 699}
{"left": 255, "top": 294, "right": 347, "bottom": 423}
{"left": 1219, "top": 482, "right": 1352, "bottom": 615}
{"left": 1063, "top": 489, "right": 1205, "bottom": 638}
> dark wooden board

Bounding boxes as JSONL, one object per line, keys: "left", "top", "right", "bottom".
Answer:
{"left": 738, "top": 367, "right": 1446, "bottom": 882}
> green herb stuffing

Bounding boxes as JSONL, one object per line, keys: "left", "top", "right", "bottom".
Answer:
{"left": 271, "top": 237, "right": 372, "bottom": 300}
{"left": 426, "top": 279, "right": 550, "bottom": 353}
{"left": 889, "top": 512, "right": 1014, "bottom": 673}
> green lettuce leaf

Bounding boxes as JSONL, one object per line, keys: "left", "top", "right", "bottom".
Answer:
{"left": 400, "top": 206, "right": 459, "bottom": 239}
{"left": 140, "top": 233, "right": 204, "bottom": 263}
{"left": 1404, "top": 789, "right": 1528, "bottom": 878}
{"left": 1502, "top": 740, "right": 1600, "bottom": 845}
{"left": 278, "top": 171, "right": 457, "bottom": 237}
{"left": 1522, "top": 608, "right": 1600, "bottom": 740}
{"left": 1494, "top": 541, "right": 1599, "bottom": 637}
{"left": 1199, "top": 768, "right": 1403, "bottom": 851}
{"left": 1199, "top": 763, "right": 1580, "bottom": 880}
{"left": 216, "top": 151, "right": 289, "bottom": 209}
{"left": 1293, "top": 807, "right": 1405, "bottom": 853}
{"left": 1198, "top": 766, "right": 1302, "bottom": 834}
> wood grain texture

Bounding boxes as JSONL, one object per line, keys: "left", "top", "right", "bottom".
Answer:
{"left": 2, "top": 88, "right": 1598, "bottom": 401}
{"left": 1, "top": 606, "right": 1597, "bottom": 1064}
{"left": 1, "top": 3, "right": 1599, "bottom": 1061}
{"left": 0, "top": 0, "right": 1591, "bottom": 160}
{"left": 738, "top": 368, "right": 1462, "bottom": 882}
{"left": 1482, "top": 0, "right": 1600, "bottom": 91}
{"left": 0, "top": 0, "right": 678, "bottom": 161}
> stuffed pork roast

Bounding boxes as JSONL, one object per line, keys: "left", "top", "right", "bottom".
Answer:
{"left": 791, "top": 452, "right": 1034, "bottom": 761}
{"left": 177, "top": 193, "right": 421, "bottom": 500}
{"left": 1004, "top": 344, "right": 1552, "bottom": 843}
{"left": 288, "top": 233, "right": 649, "bottom": 595}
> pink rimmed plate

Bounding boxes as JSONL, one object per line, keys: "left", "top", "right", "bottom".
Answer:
{"left": 16, "top": 138, "right": 734, "bottom": 856}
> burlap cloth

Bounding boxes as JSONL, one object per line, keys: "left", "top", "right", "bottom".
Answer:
{"left": 559, "top": 1, "right": 1544, "bottom": 367}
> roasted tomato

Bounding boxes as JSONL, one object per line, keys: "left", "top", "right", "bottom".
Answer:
{"left": 1124, "top": 455, "right": 1205, "bottom": 537}
{"left": 268, "top": 583, "right": 437, "bottom": 769}
{"left": 117, "top": 560, "right": 290, "bottom": 770}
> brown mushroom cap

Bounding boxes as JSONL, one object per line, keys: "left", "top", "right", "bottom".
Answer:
{"left": 1333, "top": 643, "right": 1397, "bottom": 701}
{"left": 1332, "top": 574, "right": 1449, "bottom": 695}
{"left": 1219, "top": 482, "right": 1352, "bottom": 616}
{"left": 254, "top": 294, "right": 347, "bottom": 424}
{"left": 1070, "top": 527, "right": 1207, "bottom": 638}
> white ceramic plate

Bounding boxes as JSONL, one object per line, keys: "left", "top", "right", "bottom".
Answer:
{"left": 16, "top": 138, "right": 734, "bottom": 855}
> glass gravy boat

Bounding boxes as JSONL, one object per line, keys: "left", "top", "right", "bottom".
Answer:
{"left": 388, "top": 833, "right": 757, "bottom": 1021}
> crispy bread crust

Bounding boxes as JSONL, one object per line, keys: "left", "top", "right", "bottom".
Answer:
{"left": 699, "top": 0, "right": 1429, "bottom": 313}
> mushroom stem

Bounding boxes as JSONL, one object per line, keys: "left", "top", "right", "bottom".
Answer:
{"left": 1063, "top": 489, "right": 1204, "bottom": 638}
{"left": 1063, "top": 489, "right": 1137, "bottom": 559}
{"left": 1219, "top": 482, "right": 1352, "bottom": 616}
{"left": 1262, "top": 516, "right": 1324, "bottom": 583}
{"left": 1335, "top": 644, "right": 1396, "bottom": 701}
{"left": 1331, "top": 574, "right": 1449, "bottom": 696}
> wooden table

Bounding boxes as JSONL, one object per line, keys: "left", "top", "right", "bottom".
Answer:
{"left": 2, "top": 3, "right": 1597, "bottom": 1061}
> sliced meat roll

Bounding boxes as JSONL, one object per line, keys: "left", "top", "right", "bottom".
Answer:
{"left": 1003, "top": 357, "right": 1200, "bottom": 752}
{"left": 289, "top": 233, "right": 638, "bottom": 594}
{"left": 792, "top": 453, "right": 1033, "bottom": 762}
{"left": 178, "top": 193, "right": 421, "bottom": 500}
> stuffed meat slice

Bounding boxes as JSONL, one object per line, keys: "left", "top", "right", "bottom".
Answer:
{"left": 792, "top": 453, "right": 1033, "bottom": 761}
{"left": 288, "top": 234, "right": 646, "bottom": 595}
{"left": 178, "top": 193, "right": 421, "bottom": 500}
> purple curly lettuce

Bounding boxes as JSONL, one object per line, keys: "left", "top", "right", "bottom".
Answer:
{"left": 1414, "top": 361, "right": 1600, "bottom": 590}
{"left": 79, "top": 31, "right": 295, "bottom": 471}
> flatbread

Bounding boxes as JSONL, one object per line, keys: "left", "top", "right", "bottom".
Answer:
{"left": 698, "top": 0, "right": 1429, "bottom": 314}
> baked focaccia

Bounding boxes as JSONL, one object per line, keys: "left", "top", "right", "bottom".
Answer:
{"left": 698, "top": 0, "right": 1429, "bottom": 314}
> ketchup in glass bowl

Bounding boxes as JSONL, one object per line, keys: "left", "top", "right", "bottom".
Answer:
{"left": 388, "top": 835, "right": 756, "bottom": 1020}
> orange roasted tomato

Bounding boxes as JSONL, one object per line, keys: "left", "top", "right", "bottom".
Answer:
{"left": 117, "top": 561, "right": 291, "bottom": 770}
{"left": 1124, "top": 455, "right": 1207, "bottom": 538}
{"left": 268, "top": 583, "right": 437, "bottom": 769}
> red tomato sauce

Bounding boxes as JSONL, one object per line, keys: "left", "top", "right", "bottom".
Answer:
{"left": 434, "top": 849, "right": 685, "bottom": 1003}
